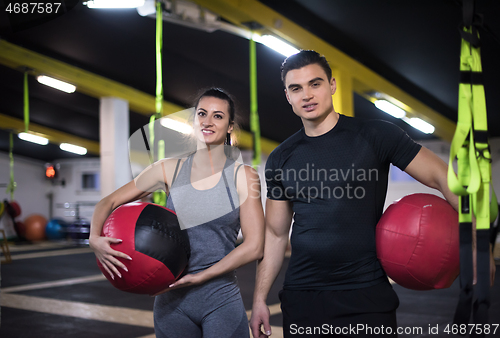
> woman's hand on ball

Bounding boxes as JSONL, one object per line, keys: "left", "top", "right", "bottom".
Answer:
{"left": 89, "top": 235, "right": 132, "bottom": 280}
{"left": 152, "top": 273, "right": 205, "bottom": 296}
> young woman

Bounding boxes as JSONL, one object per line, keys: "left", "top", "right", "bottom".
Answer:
{"left": 90, "top": 88, "right": 264, "bottom": 338}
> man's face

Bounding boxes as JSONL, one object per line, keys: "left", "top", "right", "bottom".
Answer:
{"left": 284, "top": 63, "right": 336, "bottom": 122}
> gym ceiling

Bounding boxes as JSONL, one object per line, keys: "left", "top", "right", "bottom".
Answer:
{"left": 0, "top": 0, "right": 499, "bottom": 162}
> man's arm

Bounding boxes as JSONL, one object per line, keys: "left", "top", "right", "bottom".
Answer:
{"left": 404, "top": 147, "right": 495, "bottom": 286}
{"left": 404, "top": 146, "right": 458, "bottom": 210}
{"left": 250, "top": 198, "right": 293, "bottom": 338}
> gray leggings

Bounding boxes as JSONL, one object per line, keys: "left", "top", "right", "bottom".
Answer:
{"left": 153, "top": 274, "right": 249, "bottom": 338}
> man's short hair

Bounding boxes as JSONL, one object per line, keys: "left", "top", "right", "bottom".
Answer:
{"left": 280, "top": 50, "right": 332, "bottom": 87}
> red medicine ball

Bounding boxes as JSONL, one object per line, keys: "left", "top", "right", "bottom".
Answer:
{"left": 376, "top": 193, "right": 459, "bottom": 291}
{"left": 97, "top": 202, "right": 190, "bottom": 294}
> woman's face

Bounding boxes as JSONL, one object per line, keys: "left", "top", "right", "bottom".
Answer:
{"left": 194, "top": 96, "right": 233, "bottom": 146}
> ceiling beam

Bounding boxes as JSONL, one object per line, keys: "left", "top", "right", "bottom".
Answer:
{"left": 0, "top": 113, "right": 100, "bottom": 155}
{"left": 0, "top": 40, "right": 279, "bottom": 154}
{"left": 0, "top": 40, "right": 180, "bottom": 116}
{"left": 191, "top": 0, "right": 457, "bottom": 142}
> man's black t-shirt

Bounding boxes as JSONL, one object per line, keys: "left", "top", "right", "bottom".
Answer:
{"left": 265, "top": 114, "right": 422, "bottom": 290}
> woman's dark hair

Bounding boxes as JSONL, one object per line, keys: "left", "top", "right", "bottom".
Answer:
{"left": 194, "top": 88, "right": 235, "bottom": 145}
{"left": 280, "top": 50, "right": 332, "bottom": 87}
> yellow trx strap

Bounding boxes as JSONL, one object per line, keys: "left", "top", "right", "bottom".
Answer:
{"left": 24, "top": 71, "right": 29, "bottom": 133}
{"left": 448, "top": 6, "right": 497, "bottom": 329}
{"left": 448, "top": 26, "right": 498, "bottom": 227}
{"left": 154, "top": 139, "right": 167, "bottom": 206}
{"left": 151, "top": 0, "right": 166, "bottom": 207}
{"left": 249, "top": 34, "right": 261, "bottom": 168}
{"left": 6, "top": 133, "right": 16, "bottom": 201}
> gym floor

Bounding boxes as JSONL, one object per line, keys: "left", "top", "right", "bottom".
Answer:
{"left": 1, "top": 241, "right": 500, "bottom": 338}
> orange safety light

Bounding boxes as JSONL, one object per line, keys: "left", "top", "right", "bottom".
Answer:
{"left": 45, "top": 164, "right": 56, "bottom": 179}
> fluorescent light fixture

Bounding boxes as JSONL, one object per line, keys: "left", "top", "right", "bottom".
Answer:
{"left": 374, "top": 100, "right": 406, "bottom": 119}
{"left": 407, "top": 117, "right": 435, "bottom": 134}
{"left": 60, "top": 143, "right": 87, "bottom": 155}
{"left": 18, "top": 132, "right": 49, "bottom": 145}
{"left": 37, "top": 76, "right": 76, "bottom": 93}
{"left": 85, "top": 0, "right": 145, "bottom": 8}
{"left": 136, "top": 0, "right": 155, "bottom": 16}
{"left": 160, "top": 118, "right": 193, "bottom": 135}
{"left": 257, "top": 35, "right": 300, "bottom": 57}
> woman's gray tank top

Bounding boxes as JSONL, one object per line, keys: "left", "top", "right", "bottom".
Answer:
{"left": 166, "top": 154, "right": 241, "bottom": 274}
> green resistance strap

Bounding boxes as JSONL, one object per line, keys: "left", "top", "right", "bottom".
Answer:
{"left": 448, "top": 27, "right": 498, "bottom": 228}
{"left": 448, "top": 5, "right": 498, "bottom": 329}
{"left": 249, "top": 35, "right": 261, "bottom": 169}
{"left": 6, "top": 70, "right": 27, "bottom": 200}
{"left": 155, "top": 0, "right": 163, "bottom": 118}
{"left": 24, "top": 71, "right": 29, "bottom": 132}
{"left": 148, "top": 114, "right": 156, "bottom": 164}
{"left": 151, "top": 0, "right": 166, "bottom": 206}
{"left": 10, "top": 71, "right": 28, "bottom": 200}
{"left": 6, "top": 133, "right": 17, "bottom": 200}
{"left": 148, "top": 0, "right": 164, "bottom": 164}
{"left": 153, "top": 140, "right": 167, "bottom": 206}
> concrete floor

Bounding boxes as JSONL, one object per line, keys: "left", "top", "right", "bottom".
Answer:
{"left": 1, "top": 241, "right": 499, "bottom": 338}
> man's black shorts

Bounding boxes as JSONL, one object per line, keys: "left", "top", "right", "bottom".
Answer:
{"left": 279, "top": 281, "right": 400, "bottom": 337}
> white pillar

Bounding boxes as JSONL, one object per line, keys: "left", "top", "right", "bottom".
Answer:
{"left": 99, "top": 97, "right": 131, "bottom": 198}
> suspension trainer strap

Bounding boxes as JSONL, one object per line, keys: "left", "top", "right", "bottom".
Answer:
{"left": 491, "top": 204, "right": 500, "bottom": 249}
{"left": 448, "top": 0, "right": 497, "bottom": 332}
{"left": 249, "top": 34, "right": 261, "bottom": 169}
{"left": 152, "top": 0, "right": 166, "bottom": 207}
{"left": 6, "top": 133, "right": 16, "bottom": 200}
{"left": 24, "top": 71, "right": 29, "bottom": 133}
{"left": 148, "top": 1, "right": 164, "bottom": 165}
{"left": 154, "top": 139, "right": 167, "bottom": 206}
{"left": 453, "top": 220, "right": 473, "bottom": 325}
{"left": 155, "top": 0, "right": 163, "bottom": 117}
{"left": 472, "top": 229, "right": 491, "bottom": 336}
{"left": 148, "top": 115, "right": 156, "bottom": 164}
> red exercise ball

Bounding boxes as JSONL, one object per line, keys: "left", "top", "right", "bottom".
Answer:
{"left": 97, "top": 202, "right": 190, "bottom": 295}
{"left": 376, "top": 193, "right": 459, "bottom": 290}
{"left": 24, "top": 214, "right": 48, "bottom": 241}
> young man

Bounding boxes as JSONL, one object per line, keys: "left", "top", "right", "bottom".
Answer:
{"left": 249, "top": 50, "right": 494, "bottom": 338}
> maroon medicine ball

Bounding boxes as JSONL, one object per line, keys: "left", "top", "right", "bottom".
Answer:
{"left": 97, "top": 202, "right": 190, "bottom": 294}
{"left": 376, "top": 193, "right": 459, "bottom": 290}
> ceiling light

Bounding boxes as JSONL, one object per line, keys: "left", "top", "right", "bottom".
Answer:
{"left": 60, "top": 143, "right": 87, "bottom": 155}
{"left": 407, "top": 117, "right": 435, "bottom": 134}
{"left": 85, "top": 0, "right": 145, "bottom": 8}
{"left": 18, "top": 132, "right": 49, "bottom": 145}
{"left": 160, "top": 118, "right": 193, "bottom": 135}
{"left": 136, "top": 0, "right": 155, "bottom": 16}
{"left": 374, "top": 100, "right": 406, "bottom": 119}
{"left": 257, "top": 35, "right": 300, "bottom": 57}
{"left": 37, "top": 76, "right": 76, "bottom": 93}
